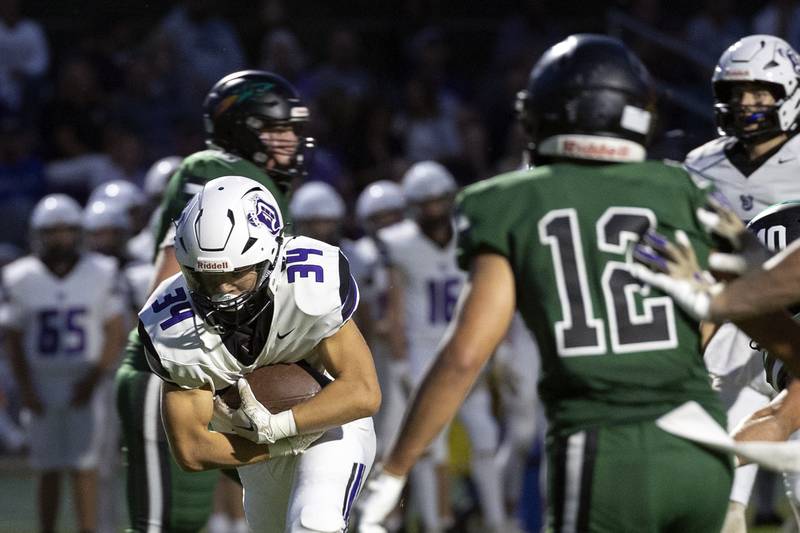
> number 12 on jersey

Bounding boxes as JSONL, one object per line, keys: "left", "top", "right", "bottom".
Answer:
{"left": 539, "top": 207, "right": 677, "bottom": 357}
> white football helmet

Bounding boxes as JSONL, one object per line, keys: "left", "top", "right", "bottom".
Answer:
{"left": 143, "top": 156, "right": 182, "bottom": 199}
{"left": 401, "top": 161, "right": 457, "bottom": 203}
{"left": 83, "top": 199, "right": 130, "bottom": 231}
{"left": 713, "top": 34, "right": 800, "bottom": 139}
{"left": 30, "top": 194, "right": 82, "bottom": 230}
{"left": 89, "top": 179, "right": 145, "bottom": 210}
{"left": 289, "top": 181, "right": 345, "bottom": 221}
{"left": 175, "top": 175, "right": 285, "bottom": 331}
{"left": 355, "top": 180, "right": 405, "bottom": 223}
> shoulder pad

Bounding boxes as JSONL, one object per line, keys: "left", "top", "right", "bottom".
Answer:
{"left": 2, "top": 256, "right": 37, "bottom": 285}
{"left": 377, "top": 220, "right": 418, "bottom": 257}
{"left": 84, "top": 251, "right": 119, "bottom": 273}
{"left": 281, "top": 236, "right": 351, "bottom": 317}
{"left": 684, "top": 137, "right": 731, "bottom": 171}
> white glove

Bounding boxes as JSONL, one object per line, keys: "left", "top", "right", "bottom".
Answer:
{"left": 221, "top": 378, "right": 298, "bottom": 444}
{"left": 697, "top": 194, "right": 771, "bottom": 275}
{"left": 629, "top": 230, "right": 722, "bottom": 321}
{"left": 211, "top": 395, "right": 237, "bottom": 434}
{"left": 356, "top": 467, "right": 407, "bottom": 533}
{"left": 268, "top": 431, "right": 325, "bottom": 458}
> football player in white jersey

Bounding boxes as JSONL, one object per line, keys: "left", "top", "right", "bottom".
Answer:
{"left": 685, "top": 35, "right": 800, "bottom": 221}
{"left": 705, "top": 201, "right": 800, "bottom": 532}
{"left": 83, "top": 197, "right": 154, "bottom": 533}
{"left": 140, "top": 176, "right": 379, "bottom": 533}
{"left": 128, "top": 156, "right": 182, "bottom": 263}
{"left": 289, "top": 181, "right": 347, "bottom": 247}
{"left": 684, "top": 34, "right": 800, "bottom": 531}
{"left": 352, "top": 181, "right": 407, "bottom": 459}
{"left": 89, "top": 180, "right": 150, "bottom": 263}
{"left": 83, "top": 198, "right": 152, "bottom": 311}
{"left": 379, "top": 161, "right": 506, "bottom": 532}
{"left": 0, "top": 194, "right": 126, "bottom": 533}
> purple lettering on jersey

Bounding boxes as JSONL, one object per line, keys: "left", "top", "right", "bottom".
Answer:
{"left": 286, "top": 248, "right": 325, "bottom": 283}
{"left": 152, "top": 287, "right": 195, "bottom": 330}
{"left": 426, "top": 277, "right": 462, "bottom": 324}
{"left": 37, "top": 309, "right": 59, "bottom": 356}
{"left": 159, "top": 302, "right": 194, "bottom": 331}
{"left": 64, "top": 308, "right": 87, "bottom": 355}
{"left": 286, "top": 248, "right": 323, "bottom": 264}
{"left": 36, "top": 306, "right": 87, "bottom": 357}
{"left": 287, "top": 264, "right": 324, "bottom": 283}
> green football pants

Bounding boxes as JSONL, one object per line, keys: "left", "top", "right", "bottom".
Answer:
{"left": 547, "top": 418, "right": 733, "bottom": 533}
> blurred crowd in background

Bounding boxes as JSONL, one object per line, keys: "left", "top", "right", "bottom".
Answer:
{"left": 0, "top": 0, "right": 789, "bottom": 249}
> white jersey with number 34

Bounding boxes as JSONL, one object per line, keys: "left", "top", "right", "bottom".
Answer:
{"left": 139, "top": 236, "right": 358, "bottom": 392}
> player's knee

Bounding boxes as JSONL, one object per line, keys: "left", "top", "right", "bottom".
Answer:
{"left": 287, "top": 505, "right": 346, "bottom": 533}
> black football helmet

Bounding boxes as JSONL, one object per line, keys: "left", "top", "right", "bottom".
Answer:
{"left": 516, "top": 34, "right": 657, "bottom": 165}
{"left": 203, "top": 70, "right": 314, "bottom": 184}
{"left": 747, "top": 200, "right": 800, "bottom": 252}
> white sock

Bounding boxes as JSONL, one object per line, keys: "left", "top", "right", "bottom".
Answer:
{"left": 470, "top": 452, "right": 506, "bottom": 528}
{"left": 411, "top": 456, "right": 441, "bottom": 532}
{"left": 206, "top": 513, "right": 232, "bottom": 533}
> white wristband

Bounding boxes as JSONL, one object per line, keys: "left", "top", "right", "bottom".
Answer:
{"left": 272, "top": 409, "right": 298, "bottom": 440}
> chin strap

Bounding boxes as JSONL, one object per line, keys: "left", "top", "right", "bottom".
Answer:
{"left": 537, "top": 134, "right": 646, "bottom": 163}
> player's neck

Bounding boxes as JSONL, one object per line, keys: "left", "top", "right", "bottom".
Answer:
{"left": 746, "top": 133, "right": 788, "bottom": 161}
{"left": 42, "top": 255, "right": 80, "bottom": 278}
{"left": 419, "top": 221, "right": 452, "bottom": 248}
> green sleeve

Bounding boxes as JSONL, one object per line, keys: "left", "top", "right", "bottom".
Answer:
{"left": 152, "top": 150, "right": 290, "bottom": 257}
{"left": 455, "top": 173, "right": 523, "bottom": 271}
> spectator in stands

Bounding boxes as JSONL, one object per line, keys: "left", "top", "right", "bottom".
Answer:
{"left": 259, "top": 28, "right": 308, "bottom": 86}
{"left": 754, "top": 0, "right": 800, "bottom": 51}
{"left": 44, "top": 56, "right": 107, "bottom": 160}
{"left": 158, "top": 0, "right": 245, "bottom": 118}
{"left": 0, "top": 115, "right": 44, "bottom": 246}
{"left": 686, "top": 0, "right": 746, "bottom": 66}
{"left": 0, "top": 0, "right": 48, "bottom": 116}
{"left": 108, "top": 52, "right": 179, "bottom": 161}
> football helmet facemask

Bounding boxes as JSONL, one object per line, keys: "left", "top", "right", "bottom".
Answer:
{"left": 175, "top": 175, "right": 285, "bottom": 334}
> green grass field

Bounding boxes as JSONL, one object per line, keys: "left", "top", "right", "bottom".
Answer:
{"left": 0, "top": 464, "right": 791, "bottom": 533}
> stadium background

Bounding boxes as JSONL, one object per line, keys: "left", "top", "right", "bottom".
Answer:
{"left": 0, "top": 0, "right": 791, "bottom": 531}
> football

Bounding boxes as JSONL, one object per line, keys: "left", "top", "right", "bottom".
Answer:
{"left": 221, "top": 362, "right": 330, "bottom": 413}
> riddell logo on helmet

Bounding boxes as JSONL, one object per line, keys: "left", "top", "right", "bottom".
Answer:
{"left": 561, "top": 139, "right": 630, "bottom": 159}
{"left": 196, "top": 258, "right": 232, "bottom": 272}
{"left": 725, "top": 69, "right": 751, "bottom": 78}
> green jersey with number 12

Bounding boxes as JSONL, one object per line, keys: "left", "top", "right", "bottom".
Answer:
{"left": 456, "top": 161, "right": 723, "bottom": 437}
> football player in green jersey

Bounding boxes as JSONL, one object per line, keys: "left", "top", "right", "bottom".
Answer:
{"left": 358, "top": 34, "right": 733, "bottom": 533}
{"left": 115, "top": 70, "right": 312, "bottom": 532}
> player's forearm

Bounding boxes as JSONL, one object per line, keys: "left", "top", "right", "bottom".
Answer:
{"left": 734, "top": 312, "right": 800, "bottom": 378}
{"left": 167, "top": 427, "right": 271, "bottom": 472}
{"left": 97, "top": 314, "right": 127, "bottom": 373}
{"left": 384, "top": 346, "right": 484, "bottom": 476}
{"left": 292, "top": 373, "right": 380, "bottom": 433}
{"left": 6, "top": 332, "right": 34, "bottom": 394}
{"left": 732, "top": 390, "right": 795, "bottom": 447}
{"left": 710, "top": 243, "right": 800, "bottom": 321}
